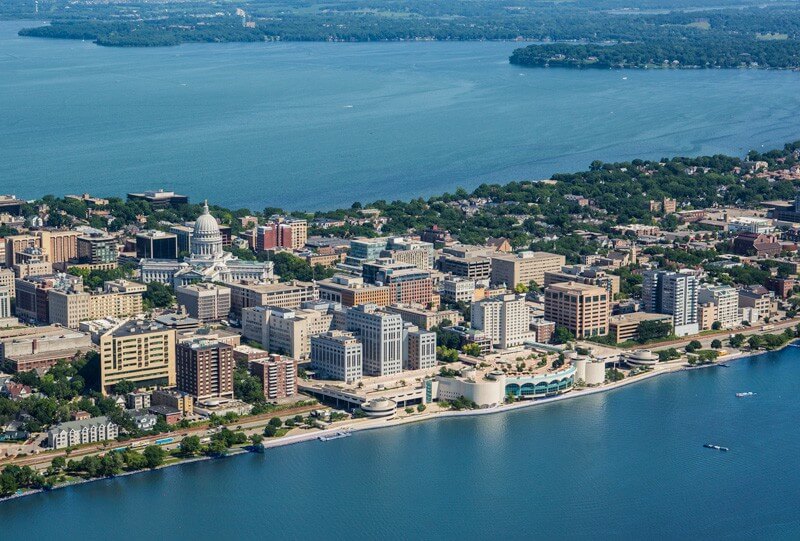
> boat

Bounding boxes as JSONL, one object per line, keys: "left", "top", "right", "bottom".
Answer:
{"left": 703, "top": 443, "right": 730, "bottom": 451}
{"left": 735, "top": 392, "right": 756, "bottom": 397}
{"left": 318, "top": 431, "right": 352, "bottom": 442}
{"left": 718, "top": 363, "right": 730, "bottom": 368}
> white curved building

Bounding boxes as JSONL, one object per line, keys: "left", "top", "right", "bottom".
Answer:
{"left": 360, "top": 398, "right": 397, "bottom": 418}
{"left": 140, "top": 201, "right": 273, "bottom": 287}
{"left": 625, "top": 349, "right": 659, "bottom": 366}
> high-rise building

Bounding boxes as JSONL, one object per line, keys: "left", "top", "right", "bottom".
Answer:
{"left": 97, "top": 319, "right": 176, "bottom": 395}
{"left": 0, "top": 285, "right": 14, "bottom": 326}
{"left": 77, "top": 232, "right": 118, "bottom": 265}
{"left": 176, "top": 283, "right": 231, "bottom": 322}
{"left": 471, "top": 293, "right": 532, "bottom": 349}
{"left": 169, "top": 225, "right": 194, "bottom": 254}
{"left": 490, "top": 251, "right": 566, "bottom": 288}
{"left": 544, "top": 282, "right": 610, "bottom": 339}
{"left": 255, "top": 216, "right": 308, "bottom": 251}
{"left": 345, "top": 304, "right": 403, "bottom": 376}
{"left": 176, "top": 339, "right": 234, "bottom": 401}
{"left": 241, "top": 305, "right": 333, "bottom": 359}
{"left": 402, "top": 323, "right": 437, "bottom": 370}
{"left": 311, "top": 331, "right": 363, "bottom": 383}
{"left": 642, "top": 270, "right": 699, "bottom": 335}
{"left": 136, "top": 231, "right": 178, "bottom": 260}
{"left": 0, "top": 268, "right": 14, "bottom": 298}
{"left": 249, "top": 354, "right": 298, "bottom": 400}
{"left": 698, "top": 285, "right": 739, "bottom": 329}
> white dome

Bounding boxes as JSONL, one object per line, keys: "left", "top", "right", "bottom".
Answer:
{"left": 194, "top": 200, "right": 221, "bottom": 237}
{"left": 190, "top": 200, "right": 223, "bottom": 258}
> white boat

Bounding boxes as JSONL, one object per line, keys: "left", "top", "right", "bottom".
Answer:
{"left": 736, "top": 392, "right": 756, "bottom": 397}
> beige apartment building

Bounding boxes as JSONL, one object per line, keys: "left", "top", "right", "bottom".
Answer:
{"left": 491, "top": 251, "right": 566, "bottom": 289}
{"left": 229, "top": 280, "right": 317, "bottom": 316}
{"left": 98, "top": 319, "right": 176, "bottom": 395}
{"left": 544, "top": 282, "right": 609, "bottom": 339}
{"left": 242, "top": 305, "right": 334, "bottom": 359}
{"left": 48, "top": 280, "right": 145, "bottom": 329}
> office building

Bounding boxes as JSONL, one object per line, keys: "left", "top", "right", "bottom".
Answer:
{"left": 544, "top": 282, "right": 610, "bottom": 339}
{"left": 127, "top": 189, "right": 188, "bottom": 208}
{"left": 176, "top": 282, "right": 231, "bottom": 322}
{"left": 403, "top": 323, "right": 437, "bottom": 370}
{"left": 176, "top": 339, "right": 235, "bottom": 401}
{"left": 310, "top": 331, "right": 363, "bottom": 383}
{"left": 249, "top": 354, "right": 298, "bottom": 400}
{"left": 698, "top": 285, "right": 739, "bottom": 329}
{"left": 642, "top": 270, "right": 699, "bottom": 335}
{"left": 0, "top": 285, "right": 13, "bottom": 327}
{"left": 229, "top": 280, "right": 316, "bottom": 316}
{"left": 126, "top": 391, "right": 151, "bottom": 410}
{"left": 77, "top": 232, "right": 118, "bottom": 265}
{"left": 440, "top": 277, "right": 475, "bottom": 304}
{"left": 608, "top": 312, "right": 673, "bottom": 343}
{"left": 381, "top": 237, "right": 435, "bottom": 270}
{"left": 471, "top": 293, "right": 532, "bottom": 349}
{"left": 346, "top": 304, "right": 403, "bottom": 377}
{"left": 490, "top": 251, "right": 566, "bottom": 288}
{"left": 348, "top": 237, "right": 389, "bottom": 264}
{"left": 543, "top": 266, "right": 620, "bottom": 297}
{"left": 47, "top": 280, "right": 144, "bottom": 329}
{"left": 0, "top": 326, "right": 92, "bottom": 373}
{"left": 169, "top": 225, "right": 194, "bottom": 254}
{"left": 97, "top": 319, "right": 177, "bottom": 395}
{"left": 241, "top": 305, "right": 333, "bottom": 359}
{"left": 15, "top": 274, "right": 83, "bottom": 323}
{"left": 136, "top": 230, "right": 178, "bottom": 260}
{"left": 317, "top": 275, "right": 391, "bottom": 307}
{"left": 438, "top": 245, "right": 492, "bottom": 280}
{"left": 385, "top": 304, "right": 461, "bottom": 330}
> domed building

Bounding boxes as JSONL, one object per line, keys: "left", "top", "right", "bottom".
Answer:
{"left": 140, "top": 201, "right": 273, "bottom": 287}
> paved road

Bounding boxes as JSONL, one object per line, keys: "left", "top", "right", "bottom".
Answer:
{"left": 1, "top": 404, "right": 318, "bottom": 470}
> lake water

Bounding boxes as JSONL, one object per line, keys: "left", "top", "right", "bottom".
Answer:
{"left": 2, "top": 347, "right": 800, "bottom": 539}
{"left": 2, "top": 21, "right": 800, "bottom": 210}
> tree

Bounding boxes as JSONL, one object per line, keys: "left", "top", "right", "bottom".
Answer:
{"left": 461, "top": 343, "right": 482, "bottom": 357}
{"left": 729, "top": 334, "right": 745, "bottom": 348}
{"left": 416, "top": 404, "right": 426, "bottom": 413}
{"left": 552, "top": 327, "right": 575, "bottom": 345}
{"left": 685, "top": 340, "right": 702, "bottom": 353}
{"left": 142, "top": 445, "right": 166, "bottom": 469}
{"left": 514, "top": 282, "right": 528, "bottom": 294}
{"left": 263, "top": 425, "right": 278, "bottom": 437}
{"left": 404, "top": 407, "right": 414, "bottom": 414}
{"left": 710, "top": 339, "right": 722, "bottom": 349}
{"left": 143, "top": 282, "right": 175, "bottom": 309}
{"left": 748, "top": 335, "right": 764, "bottom": 350}
{"left": 637, "top": 320, "right": 672, "bottom": 342}
{"left": 50, "top": 456, "right": 66, "bottom": 473}
{"left": 268, "top": 417, "right": 283, "bottom": 428}
{"left": 711, "top": 321, "right": 722, "bottom": 331}
{"left": 179, "top": 436, "right": 201, "bottom": 457}
{"left": 113, "top": 380, "right": 136, "bottom": 395}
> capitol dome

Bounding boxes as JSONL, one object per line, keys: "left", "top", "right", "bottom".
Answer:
{"left": 191, "top": 200, "right": 223, "bottom": 257}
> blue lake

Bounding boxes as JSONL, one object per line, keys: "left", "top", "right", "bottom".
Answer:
{"left": 1, "top": 20, "right": 799, "bottom": 210}
{"left": 2, "top": 347, "right": 800, "bottom": 539}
